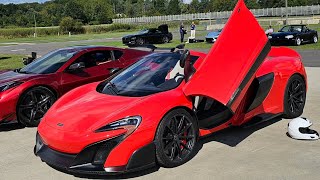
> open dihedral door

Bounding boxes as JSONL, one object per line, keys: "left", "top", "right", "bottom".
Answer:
{"left": 183, "top": 0, "right": 271, "bottom": 113}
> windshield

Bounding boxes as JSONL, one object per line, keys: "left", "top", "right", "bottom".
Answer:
{"left": 98, "top": 53, "right": 185, "bottom": 97}
{"left": 137, "top": 29, "right": 149, "bottom": 35}
{"left": 19, "top": 49, "right": 78, "bottom": 74}
{"left": 279, "top": 25, "right": 302, "bottom": 32}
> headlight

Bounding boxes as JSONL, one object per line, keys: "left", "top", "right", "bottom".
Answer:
{"left": 285, "top": 35, "right": 294, "bottom": 39}
{"left": 131, "top": 37, "right": 136, "bottom": 40}
{"left": 95, "top": 116, "right": 142, "bottom": 137}
{"left": 0, "top": 82, "right": 22, "bottom": 92}
{"left": 268, "top": 36, "right": 272, "bottom": 39}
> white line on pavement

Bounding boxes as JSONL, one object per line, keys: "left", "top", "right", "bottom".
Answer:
{"left": 10, "top": 49, "right": 26, "bottom": 52}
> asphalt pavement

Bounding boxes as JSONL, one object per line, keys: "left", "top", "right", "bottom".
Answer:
{"left": 0, "top": 67, "right": 319, "bottom": 180}
{"left": 0, "top": 39, "right": 319, "bottom": 67}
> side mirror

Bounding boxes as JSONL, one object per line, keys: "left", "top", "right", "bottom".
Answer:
{"left": 180, "top": 50, "right": 190, "bottom": 68}
{"left": 69, "top": 62, "right": 85, "bottom": 71}
{"left": 109, "top": 67, "right": 121, "bottom": 75}
{"left": 180, "top": 50, "right": 195, "bottom": 82}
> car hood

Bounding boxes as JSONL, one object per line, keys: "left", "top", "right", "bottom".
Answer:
{"left": 271, "top": 31, "right": 297, "bottom": 37}
{"left": 43, "top": 84, "right": 145, "bottom": 133}
{"left": 206, "top": 31, "right": 221, "bottom": 38}
{"left": 0, "top": 70, "right": 38, "bottom": 84}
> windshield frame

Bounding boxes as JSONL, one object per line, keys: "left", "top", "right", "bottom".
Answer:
{"left": 279, "top": 25, "right": 303, "bottom": 33}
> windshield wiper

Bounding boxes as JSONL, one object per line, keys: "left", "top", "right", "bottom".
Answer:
{"left": 106, "top": 80, "right": 119, "bottom": 95}
{"left": 18, "top": 70, "right": 32, "bottom": 74}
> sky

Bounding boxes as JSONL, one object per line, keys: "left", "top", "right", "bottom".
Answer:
{"left": 0, "top": 0, "right": 191, "bottom": 4}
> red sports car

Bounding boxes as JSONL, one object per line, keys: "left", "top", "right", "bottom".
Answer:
{"left": 35, "top": 0, "right": 307, "bottom": 176}
{"left": 0, "top": 46, "right": 149, "bottom": 126}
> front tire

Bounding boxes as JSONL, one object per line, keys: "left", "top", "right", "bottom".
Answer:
{"left": 155, "top": 109, "right": 198, "bottom": 168}
{"left": 295, "top": 37, "right": 301, "bottom": 46}
{"left": 162, "top": 36, "right": 169, "bottom": 44}
{"left": 283, "top": 74, "right": 306, "bottom": 119}
{"left": 135, "top": 38, "right": 145, "bottom": 46}
{"left": 17, "top": 86, "right": 56, "bottom": 127}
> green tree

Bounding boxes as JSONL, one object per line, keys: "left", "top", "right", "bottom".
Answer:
{"left": 63, "top": 1, "right": 87, "bottom": 23}
{"left": 189, "top": 0, "right": 200, "bottom": 13}
{"left": 59, "top": 16, "right": 85, "bottom": 34}
{"left": 167, "top": 0, "right": 181, "bottom": 15}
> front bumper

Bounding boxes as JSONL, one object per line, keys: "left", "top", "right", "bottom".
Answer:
{"left": 0, "top": 92, "right": 18, "bottom": 124}
{"left": 35, "top": 133, "right": 156, "bottom": 176}
{"left": 122, "top": 38, "right": 136, "bottom": 45}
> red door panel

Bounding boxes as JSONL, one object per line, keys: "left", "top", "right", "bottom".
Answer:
{"left": 59, "top": 60, "right": 122, "bottom": 94}
{"left": 59, "top": 66, "right": 107, "bottom": 94}
{"left": 183, "top": 0, "right": 270, "bottom": 113}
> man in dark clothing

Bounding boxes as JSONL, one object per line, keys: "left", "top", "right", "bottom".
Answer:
{"left": 180, "top": 23, "right": 186, "bottom": 43}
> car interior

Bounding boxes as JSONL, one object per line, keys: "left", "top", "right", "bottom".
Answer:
{"left": 193, "top": 96, "right": 233, "bottom": 129}
{"left": 71, "top": 50, "right": 114, "bottom": 69}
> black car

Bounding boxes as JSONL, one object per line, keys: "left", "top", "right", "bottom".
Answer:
{"left": 268, "top": 25, "right": 318, "bottom": 46}
{"left": 122, "top": 24, "right": 173, "bottom": 46}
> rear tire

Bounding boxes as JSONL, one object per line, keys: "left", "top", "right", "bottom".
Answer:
{"left": 313, "top": 35, "right": 318, "bottom": 43}
{"left": 283, "top": 74, "right": 306, "bottom": 119}
{"left": 17, "top": 86, "right": 56, "bottom": 127}
{"left": 155, "top": 109, "right": 198, "bottom": 168}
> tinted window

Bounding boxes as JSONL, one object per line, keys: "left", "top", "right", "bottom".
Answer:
{"left": 113, "top": 50, "right": 124, "bottom": 59}
{"left": 19, "top": 49, "right": 78, "bottom": 74}
{"left": 72, "top": 50, "right": 112, "bottom": 68}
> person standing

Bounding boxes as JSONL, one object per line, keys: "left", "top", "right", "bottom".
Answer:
{"left": 187, "top": 21, "right": 196, "bottom": 43}
{"left": 190, "top": 21, "right": 196, "bottom": 39}
{"left": 265, "top": 25, "right": 274, "bottom": 35}
{"left": 180, "top": 23, "right": 186, "bottom": 43}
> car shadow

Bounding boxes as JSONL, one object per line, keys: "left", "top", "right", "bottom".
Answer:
{"left": 198, "top": 117, "right": 283, "bottom": 147}
{"left": 0, "top": 122, "right": 25, "bottom": 132}
{"left": 0, "top": 57, "right": 10, "bottom": 61}
{"left": 50, "top": 165, "right": 160, "bottom": 180}
{"left": 61, "top": 117, "right": 283, "bottom": 179}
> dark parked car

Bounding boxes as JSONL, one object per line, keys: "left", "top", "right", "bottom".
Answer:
{"left": 268, "top": 25, "right": 318, "bottom": 46}
{"left": 122, "top": 24, "right": 173, "bottom": 46}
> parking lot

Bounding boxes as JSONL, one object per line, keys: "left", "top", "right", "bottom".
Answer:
{"left": 0, "top": 66, "right": 319, "bottom": 180}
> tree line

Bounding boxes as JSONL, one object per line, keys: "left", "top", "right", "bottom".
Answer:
{"left": 0, "top": 0, "right": 319, "bottom": 28}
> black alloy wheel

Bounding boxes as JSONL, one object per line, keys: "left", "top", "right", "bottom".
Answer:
{"left": 283, "top": 74, "right": 306, "bottom": 118}
{"left": 17, "top": 87, "right": 56, "bottom": 127}
{"left": 162, "top": 36, "right": 169, "bottom": 43}
{"left": 155, "top": 109, "right": 198, "bottom": 168}
{"left": 135, "top": 38, "right": 145, "bottom": 46}
{"left": 295, "top": 37, "right": 301, "bottom": 46}
{"left": 313, "top": 35, "right": 318, "bottom": 43}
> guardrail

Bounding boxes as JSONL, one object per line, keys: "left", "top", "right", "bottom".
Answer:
{"left": 113, "top": 5, "right": 320, "bottom": 24}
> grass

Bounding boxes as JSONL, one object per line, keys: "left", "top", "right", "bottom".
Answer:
{"left": 0, "top": 54, "right": 25, "bottom": 70}
{"left": 0, "top": 31, "right": 135, "bottom": 44}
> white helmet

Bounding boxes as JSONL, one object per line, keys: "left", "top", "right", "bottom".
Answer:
{"left": 288, "top": 117, "right": 319, "bottom": 140}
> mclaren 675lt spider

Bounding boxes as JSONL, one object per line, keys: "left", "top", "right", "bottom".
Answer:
{"left": 35, "top": 0, "right": 307, "bottom": 176}
{"left": 0, "top": 46, "right": 149, "bottom": 126}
